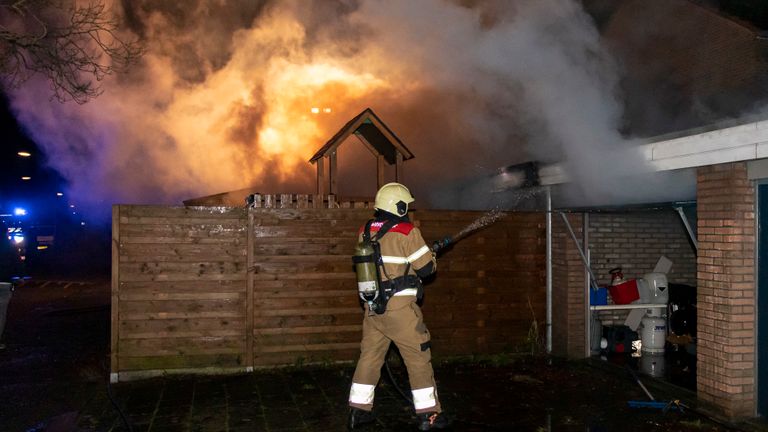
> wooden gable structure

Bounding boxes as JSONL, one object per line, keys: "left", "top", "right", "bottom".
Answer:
{"left": 308, "top": 108, "right": 414, "bottom": 195}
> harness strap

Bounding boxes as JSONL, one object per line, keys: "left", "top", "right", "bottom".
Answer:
{"left": 362, "top": 218, "right": 419, "bottom": 313}
{"left": 366, "top": 219, "right": 397, "bottom": 242}
{"left": 380, "top": 275, "right": 421, "bottom": 290}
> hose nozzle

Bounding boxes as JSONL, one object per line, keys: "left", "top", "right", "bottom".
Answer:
{"left": 431, "top": 236, "right": 453, "bottom": 254}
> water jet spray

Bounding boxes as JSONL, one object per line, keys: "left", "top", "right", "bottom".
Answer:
{"left": 431, "top": 208, "right": 507, "bottom": 254}
{"left": 432, "top": 162, "right": 543, "bottom": 254}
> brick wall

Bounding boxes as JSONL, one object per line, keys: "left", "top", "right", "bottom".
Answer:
{"left": 590, "top": 211, "right": 697, "bottom": 326}
{"left": 604, "top": 0, "right": 768, "bottom": 136}
{"left": 552, "top": 213, "right": 587, "bottom": 358}
{"left": 551, "top": 209, "right": 697, "bottom": 356}
{"left": 589, "top": 211, "right": 697, "bottom": 285}
{"left": 697, "top": 162, "right": 756, "bottom": 418}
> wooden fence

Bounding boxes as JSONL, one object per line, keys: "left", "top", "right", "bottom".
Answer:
{"left": 111, "top": 203, "right": 545, "bottom": 380}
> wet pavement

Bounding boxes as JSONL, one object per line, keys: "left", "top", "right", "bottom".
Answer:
{"left": 1, "top": 278, "right": 767, "bottom": 431}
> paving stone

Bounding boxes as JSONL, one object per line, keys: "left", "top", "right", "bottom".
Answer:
{"left": 2, "top": 279, "right": 763, "bottom": 432}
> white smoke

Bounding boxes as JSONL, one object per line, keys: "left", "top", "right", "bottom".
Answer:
{"left": 7, "top": 0, "right": 695, "bottom": 221}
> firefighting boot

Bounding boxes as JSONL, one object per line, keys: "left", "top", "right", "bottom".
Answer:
{"left": 417, "top": 411, "right": 451, "bottom": 430}
{"left": 348, "top": 407, "right": 376, "bottom": 429}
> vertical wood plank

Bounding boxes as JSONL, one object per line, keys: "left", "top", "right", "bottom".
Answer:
{"left": 110, "top": 205, "right": 120, "bottom": 381}
{"left": 251, "top": 194, "right": 262, "bottom": 208}
{"left": 246, "top": 211, "right": 255, "bottom": 371}
{"left": 317, "top": 157, "right": 326, "bottom": 195}
{"left": 330, "top": 151, "right": 338, "bottom": 195}
{"left": 280, "top": 194, "right": 293, "bottom": 208}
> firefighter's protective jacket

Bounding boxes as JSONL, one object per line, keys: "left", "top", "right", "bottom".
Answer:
{"left": 349, "top": 212, "right": 442, "bottom": 414}
{"left": 359, "top": 214, "right": 435, "bottom": 302}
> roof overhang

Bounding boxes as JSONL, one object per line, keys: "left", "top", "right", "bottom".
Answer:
{"left": 539, "top": 119, "right": 768, "bottom": 186}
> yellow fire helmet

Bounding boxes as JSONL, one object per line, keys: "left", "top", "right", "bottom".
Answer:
{"left": 374, "top": 182, "right": 415, "bottom": 216}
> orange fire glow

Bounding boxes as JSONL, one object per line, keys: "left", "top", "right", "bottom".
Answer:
{"left": 160, "top": 34, "right": 389, "bottom": 191}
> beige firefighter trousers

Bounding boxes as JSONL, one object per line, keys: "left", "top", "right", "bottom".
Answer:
{"left": 348, "top": 297, "right": 441, "bottom": 414}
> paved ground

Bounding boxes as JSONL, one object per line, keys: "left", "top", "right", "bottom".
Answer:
{"left": 1, "top": 278, "right": 767, "bottom": 431}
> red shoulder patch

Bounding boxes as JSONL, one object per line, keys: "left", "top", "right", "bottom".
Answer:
{"left": 359, "top": 221, "right": 414, "bottom": 236}
{"left": 388, "top": 222, "right": 414, "bottom": 235}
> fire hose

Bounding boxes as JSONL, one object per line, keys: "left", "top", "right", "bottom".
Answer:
{"left": 383, "top": 346, "right": 505, "bottom": 430}
{"left": 431, "top": 236, "right": 453, "bottom": 255}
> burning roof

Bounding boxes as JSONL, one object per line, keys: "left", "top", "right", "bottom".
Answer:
{"left": 309, "top": 107, "right": 414, "bottom": 165}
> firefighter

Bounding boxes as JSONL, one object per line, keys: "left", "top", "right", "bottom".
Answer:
{"left": 348, "top": 182, "right": 450, "bottom": 430}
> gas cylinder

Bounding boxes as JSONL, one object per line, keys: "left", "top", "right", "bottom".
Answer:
{"left": 640, "top": 314, "right": 667, "bottom": 354}
{"left": 609, "top": 267, "right": 625, "bottom": 286}
{"left": 353, "top": 240, "right": 379, "bottom": 299}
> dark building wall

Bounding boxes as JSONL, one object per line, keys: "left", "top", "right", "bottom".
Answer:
{"left": 597, "top": 0, "right": 768, "bottom": 136}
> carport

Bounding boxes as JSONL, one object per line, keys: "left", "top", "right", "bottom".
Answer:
{"left": 538, "top": 119, "right": 768, "bottom": 419}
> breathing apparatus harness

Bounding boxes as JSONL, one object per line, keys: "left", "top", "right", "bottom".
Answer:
{"left": 353, "top": 219, "right": 422, "bottom": 315}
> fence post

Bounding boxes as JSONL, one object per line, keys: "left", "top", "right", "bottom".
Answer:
{"left": 110, "top": 205, "right": 121, "bottom": 382}
{"left": 246, "top": 211, "right": 255, "bottom": 372}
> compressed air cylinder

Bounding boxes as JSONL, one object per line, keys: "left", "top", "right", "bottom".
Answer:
{"left": 354, "top": 241, "right": 379, "bottom": 296}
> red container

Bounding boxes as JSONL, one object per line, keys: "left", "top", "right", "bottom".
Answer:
{"left": 608, "top": 279, "right": 639, "bottom": 305}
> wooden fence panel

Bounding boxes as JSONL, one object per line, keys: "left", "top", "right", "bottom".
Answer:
{"left": 112, "top": 204, "right": 545, "bottom": 379}
{"left": 250, "top": 208, "right": 368, "bottom": 367}
{"left": 415, "top": 210, "right": 545, "bottom": 355}
{"left": 248, "top": 208, "right": 545, "bottom": 366}
{"left": 112, "top": 205, "right": 249, "bottom": 380}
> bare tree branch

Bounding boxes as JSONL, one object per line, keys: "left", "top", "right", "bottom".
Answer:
{"left": 0, "top": 0, "right": 143, "bottom": 103}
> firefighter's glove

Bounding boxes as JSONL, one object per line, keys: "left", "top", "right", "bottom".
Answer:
{"left": 431, "top": 236, "right": 453, "bottom": 254}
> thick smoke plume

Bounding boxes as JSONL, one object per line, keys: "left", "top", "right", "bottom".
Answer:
{"left": 8, "top": 0, "right": 694, "bottom": 220}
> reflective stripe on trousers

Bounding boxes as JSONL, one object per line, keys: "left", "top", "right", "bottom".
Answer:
{"left": 412, "top": 386, "right": 437, "bottom": 410}
{"left": 348, "top": 298, "right": 441, "bottom": 414}
{"left": 349, "top": 383, "right": 375, "bottom": 406}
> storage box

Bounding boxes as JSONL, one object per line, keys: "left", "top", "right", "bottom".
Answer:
{"left": 608, "top": 279, "right": 639, "bottom": 304}
{"left": 590, "top": 287, "right": 608, "bottom": 305}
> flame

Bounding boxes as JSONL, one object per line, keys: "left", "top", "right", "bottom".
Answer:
{"left": 159, "top": 27, "right": 388, "bottom": 188}
{"left": 257, "top": 61, "right": 386, "bottom": 166}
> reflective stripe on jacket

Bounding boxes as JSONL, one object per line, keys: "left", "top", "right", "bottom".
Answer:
{"left": 359, "top": 220, "right": 436, "bottom": 283}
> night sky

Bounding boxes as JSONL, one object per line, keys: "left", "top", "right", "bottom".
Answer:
{"left": 0, "top": 93, "right": 68, "bottom": 226}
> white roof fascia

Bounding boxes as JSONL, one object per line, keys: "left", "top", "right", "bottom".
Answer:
{"left": 538, "top": 119, "right": 768, "bottom": 186}
{"left": 647, "top": 119, "right": 768, "bottom": 170}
